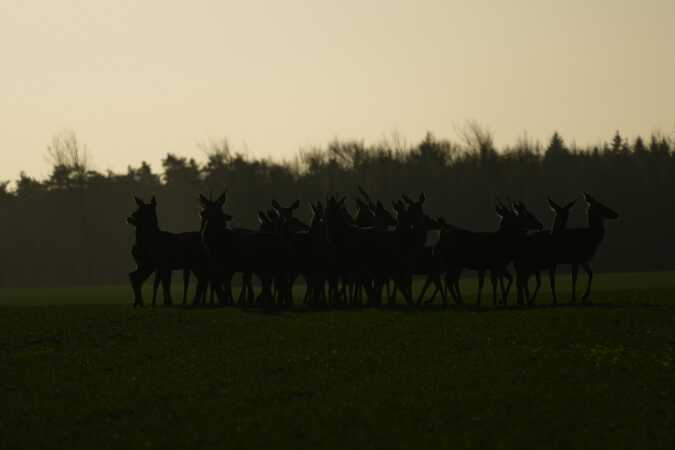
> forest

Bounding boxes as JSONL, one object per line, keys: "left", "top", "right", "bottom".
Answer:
{"left": 1, "top": 126, "right": 673, "bottom": 287}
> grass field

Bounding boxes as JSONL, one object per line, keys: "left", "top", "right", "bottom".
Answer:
{"left": 1, "top": 272, "right": 674, "bottom": 449}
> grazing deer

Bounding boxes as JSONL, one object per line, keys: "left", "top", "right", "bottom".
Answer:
{"left": 127, "top": 196, "right": 209, "bottom": 307}
{"left": 551, "top": 193, "right": 619, "bottom": 303}
{"left": 514, "top": 197, "right": 576, "bottom": 306}
{"left": 436, "top": 201, "right": 543, "bottom": 307}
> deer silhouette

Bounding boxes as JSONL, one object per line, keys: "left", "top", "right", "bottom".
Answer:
{"left": 271, "top": 199, "right": 308, "bottom": 307}
{"left": 199, "top": 192, "right": 293, "bottom": 308}
{"left": 127, "top": 196, "right": 208, "bottom": 307}
{"left": 514, "top": 197, "right": 576, "bottom": 306}
{"left": 298, "top": 201, "right": 336, "bottom": 306}
{"left": 436, "top": 201, "right": 543, "bottom": 307}
{"left": 551, "top": 193, "right": 619, "bottom": 303}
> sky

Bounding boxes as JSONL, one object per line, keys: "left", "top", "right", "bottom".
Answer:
{"left": 1, "top": 0, "right": 674, "bottom": 181}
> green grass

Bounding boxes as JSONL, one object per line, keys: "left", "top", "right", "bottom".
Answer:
{"left": 1, "top": 272, "right": 674, "bottom": 449}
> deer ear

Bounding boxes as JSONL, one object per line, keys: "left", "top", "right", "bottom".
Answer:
{"left": 419, "top": 193, "right": 426, "bottom": 203}
{"left": 150, "top": 196, "right": 157, "bottom": 207}
{"left": 272, "top": 200, "right": 281, "bottom": 210}
{"left": 402, "top": 194, "right": 414, "bottom": 205}
{"left": 217, "top": 191, "right": 227, "bottom": 206}
{"left": 291, "top": 200, "right": 300, "bottom": 210}
{"left": 584, "top": 193, "right": 594, "bottom": 204}
{"left": 199, "top": 194, "right": 209, "bottom": 206}
{"left": 134, "top": 196, "right": 144, "bottom": 207}
{"left": 547, "top": 197, "right": 560, "bottom": 211}
{"left": 257, "top": 212, "right": 265, "bottom": 224}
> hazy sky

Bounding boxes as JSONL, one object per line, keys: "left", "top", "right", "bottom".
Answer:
{"left": 1, "top": 0, "right": 674, "bottom": 181}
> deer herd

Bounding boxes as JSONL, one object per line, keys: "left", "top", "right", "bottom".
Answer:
{"left": 127, "top": 188, "right": 619, "bottom": 310}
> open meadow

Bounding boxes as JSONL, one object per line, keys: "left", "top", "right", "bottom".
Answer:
{"left": 1, "top": 271, "right": 674, "bottom": 449}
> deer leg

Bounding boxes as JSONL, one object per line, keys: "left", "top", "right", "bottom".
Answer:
{"left": 454, "top": 279, "right": 464, "bottom": 305}
{"left": 476, "top": 270, "right": 485, "bottom": 307}
{"left": 582, "top": 263, "right": 593, "bottom": 303}
{"left": 160, "top": 271, "right": 173, "bottom": 306}
{"left": 224, "top": 272, "right": 234, "bottom": 306}
{"left": 303, "top": 275, "right": 312, "bottom": 305}
{"left": 389, "top": 282, "right": 398, "bottom": 305}
{"left": 528, "top": 271, "right": 541, "bottom": 306}
{"left": 152, "top": 271, "right": 161, "bottom": 307}
{"left": 490, "top": 271, "right": 498, "bottom": 307}
{"left": 417, "top": 274, "right": 433, "bottom": 305}
{"left": 445, "top": 268, "right": 463, "bottom": 305}
{"left": 193, "top": 278, "right": 207, "bottom": 306}
{"left": 571, "top": 264, "right": 579, "bottom": 303}
{"left": 247, "top": 273, "right": 256, "bottom": 305}
{"left": 430, "top": 272, "right": 445, "bottom": 306}
{"left": 182, "top": 269, "right": 190, "bottom": 305}
{"left": 549, "top": 266, "right": 558, "bottom": 305}
{"left": 398, "top": 273, "right": 414, "bottom": 306}
{"left": 501, "top": 270, "right": 513, "bottom": 304}
{"left": 239, "top": 273, "right": 247, "bottom": 305}
{"left": 516, "top": 272, "right": 525, "bottom": 306}
{"left": 129, "top": 267, "right": 153, "bottom": 307}
{"left": 450, "top": 268, "right": 463, "bottom": 303}
{"left": 212, "top": 275, "right": 226, "bottom": 306}
{"left": 356, "top": 279, "right": 364, "bottom": 307}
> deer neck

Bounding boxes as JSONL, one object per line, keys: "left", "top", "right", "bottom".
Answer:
{"left": 589, "top": 213, "right": 605, "bottom": 235}
{"left": 497, "top": 221, "right": 523, "bottom": 237}
{"left": 135, "top": 222, "right": 160, "bottom": 245}
{"left": 551, "top": 214, "right": 568, "bottom": 234}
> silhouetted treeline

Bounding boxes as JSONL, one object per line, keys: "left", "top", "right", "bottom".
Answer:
{"left": 1, "top": 129, "right": 673, "bottom": 287}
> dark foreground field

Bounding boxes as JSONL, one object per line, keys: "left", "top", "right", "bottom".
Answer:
{"left": 1, "top": 272, "right": 674, "bottom": 449}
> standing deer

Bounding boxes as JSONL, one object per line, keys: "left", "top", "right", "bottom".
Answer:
{"left": 436, "top": 201, "right": 543, "bottom": 307}
{"left": 551, "top": 193, "right": 619, "bottom": 303}
{"left": 514, "top": 197, "right": 576, "bottom": 306}
{"left": 199, "top": 192, "right": 292, "bottom": 308}
{"left": 127, "top": 196, "right": 209, "bottom": 307}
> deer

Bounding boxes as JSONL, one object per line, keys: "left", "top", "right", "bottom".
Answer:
{"left": 364, "top": 193, "right": 429, "bottom": 307}
{"left": 347, "top": 187, "right": 399, "bottom": 305}
{"left": 514, "top": 197, "right": 576, "bottom": 306}
{"left": 270, "top": 199, "right": 308, "bottom": 307}
{"left": 127, "top": 196, "right": 209, "bottom": 307}
{"left": 198, "top": 191, "right": 293, "bottom": 308}
{"left": 435, "top": 201, "right": 543, "bottom": 308}
{"left": 300, "top": 201, "right": 336, "bottom": 307}
{"left": 550, "top": 193, "right": 619, "bottom": 303}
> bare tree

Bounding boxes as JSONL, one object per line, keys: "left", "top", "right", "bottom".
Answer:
{"left": 46, "top": 130, "right": 90, "bottom": 179}
{"left": 455, "top": 120, "right": 495, "bottom": 157}
{"left": 46, "top": 130, "right": 93, "bottom": 282}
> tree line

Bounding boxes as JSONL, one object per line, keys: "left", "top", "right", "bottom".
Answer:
{"left": 1, "top": 127, "right": 673, "bottom": 288}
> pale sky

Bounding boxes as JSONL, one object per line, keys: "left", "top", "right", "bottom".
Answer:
{"left": 1, "top": 0, "right": 674, "bottom": 181}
